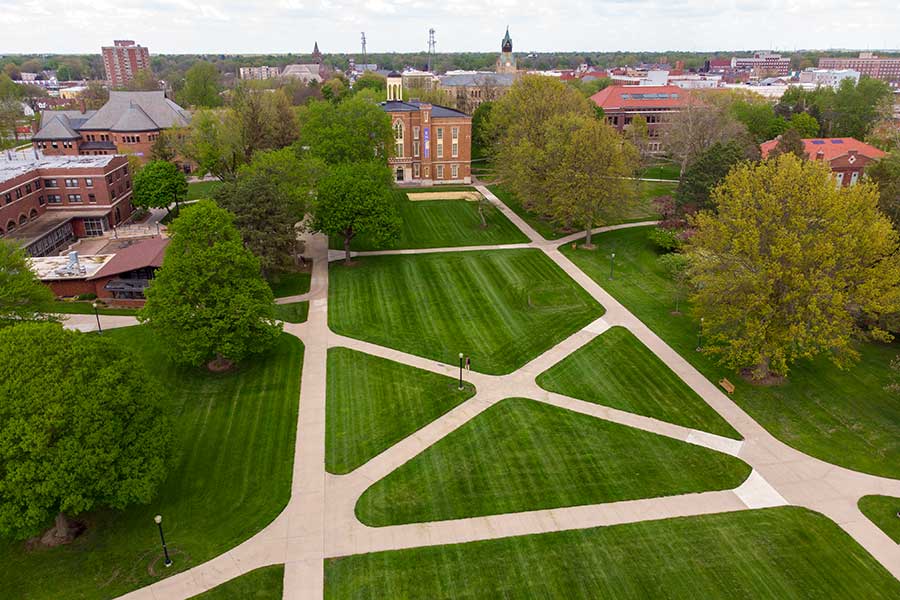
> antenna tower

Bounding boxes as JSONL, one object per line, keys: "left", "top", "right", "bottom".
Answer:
{"left": 427, "top": 28, "right": 436, "bottom": 72}
{"left": 361, "top": 32, "right": 367, "bottom": 67}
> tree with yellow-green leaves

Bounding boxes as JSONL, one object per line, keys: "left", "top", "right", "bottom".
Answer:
{"left": 687, "top": 153, "right": 900, "bottom": 382}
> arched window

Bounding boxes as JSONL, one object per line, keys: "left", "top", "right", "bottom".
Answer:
{"left": 29, "top": 209, "right": 39, "bottom": 221}
{"left": 7, "top": 220, "right": 16, "bottom": 232}
{"left": 19, "top": 214, "right": 28, "bottom": 225}
{"left": 393, "top": 120, "right": 404, "bottom": 158}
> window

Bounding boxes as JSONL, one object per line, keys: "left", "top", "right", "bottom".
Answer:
{"left": 850, "top": 171, "right": 860, "bottom": 185}
{"left": 413, "top": 126, "right": 420, "bottom": 140}
{"left": 34, "top": 179, "right": 41, "bottom": 189}
{"left": 3, "top": 193, "right": 11, "bottom": 204}
{"left": 451, "top": 164, "right": 459, "bottom": 179}
{"left": 424, "top": 165, "right": 430, "bottom": 178}
{"left": 393, "top": 120, "right": 404, "bottom": 158}
{"left": 47, "top": 194, "right": 61, "bottom": 204}
{"left": 413, "top": 163, "right": 420, "bottom": 178}
{"left": 15, "top": 188, "right": 21, "bottom": 199}
{"left": 88, "top": 193, "right": 96, "bottom": 203}
{"left": 67, "top": 194, "right": 82, "bottom": 203}
{"left": 424, "top": 112, "right": 429, "bottom": 123}
{"left": 835, "top": 172, "right": 845, "bottom": 187}
{"left": 451, "top": 127, "right": 459, "bottom": 158}
{"left": 83, "top": 218, "right": 107, "bottom": 237}
{"left": 65, "top": 178, "right": 78, "bottom": 187}
{"left": 436, "top": 127, "right": 443, "bottom": 141}
{"left": 38, "top": 195, "right": 45, "bottom": 206}
{"left": 413, "top": 141, "right": 420, "bottom": 157}
{"left": 51, "top": 141, "right": 58, "bottom": 148}
{"left": 85, "top": 178, "right": 93, "bottom": 187}
{"left": 436, "top": 165, "right": 444, "bottom": 179}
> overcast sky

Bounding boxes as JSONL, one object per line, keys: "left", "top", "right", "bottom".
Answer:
{"left": 2, "top": 0, "right": 898, "bottom": 55}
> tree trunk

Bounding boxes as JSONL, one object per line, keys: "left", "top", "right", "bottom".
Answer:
{"left": 54, "top": 512, "right": 71, "bottom": 540}
{"left": 478, "top": 205, "right": 487, "bottom": 228}
{"left": 343, "top": 231, "right": 353, "bottom": 265}
{"left": 40, "top": 512, "right": 76, "bottom": 546}
{"left": 584, "top": 228, "right": 593, "bottom": 248}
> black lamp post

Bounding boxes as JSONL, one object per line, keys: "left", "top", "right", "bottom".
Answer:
{"left": 696, "top": 317, "right": 704, "bottom": 351}
{"left": 154, "top": 514, "right": 173, "bottom": 568}
{"left": 92, "top": 300, "right": 102, "bottom": 334}
{"left": 608, "top": 252, "right": 616, "bottom": 280}
{"left": 458, "top": 353, "right": 464, "bottom": 390}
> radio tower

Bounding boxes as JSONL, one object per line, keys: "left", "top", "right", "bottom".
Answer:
{"left": 427, "top": 28, "right": 436, "bottom": 72}
{"left": 361, "top": 32, "right": 367, "bottom": 68}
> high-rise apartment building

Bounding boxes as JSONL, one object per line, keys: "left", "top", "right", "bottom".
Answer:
{"left": 818, "top": 53, "right": 900, "bottom": 86}
{"left": 102, "top": 40, "right": 152, "bottom": 88}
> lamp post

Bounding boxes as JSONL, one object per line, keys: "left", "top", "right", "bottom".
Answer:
{"left": 154, "top": 514, "right": 173, "bottom": 568}
{"left": 696, "top": 317, "right": 704, "bottom": 351}
{"left": 458, "top": 353, "right": 464, "bottom": 390}
{"left": 608, "top": 252, "right": 616, "bottom": 280}
{"left": 92, "top": 300, "right": 102, "bottom": 334}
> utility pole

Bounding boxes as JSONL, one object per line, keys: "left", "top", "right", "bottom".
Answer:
{"left": 427, "top": 28, "right": 436, "bottom": 72}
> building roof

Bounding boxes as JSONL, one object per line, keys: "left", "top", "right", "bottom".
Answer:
{"left": 0, "top": 155, "right": 121, "bottom": 186}
{"left": 590, "top": 84, "right": 689, "bottom": 110}
{"left": 438, "top": 72, "right": 517, "bottom": 88}
{"left": 79, "top": 91, "right": 191, "bottom": 131}
{"left": 281, "top": 64, "right": 322, "bottom": 82}
{"left": 32, "top": 113, "right": 84, "bottom": 140}
{"left": 110, "top": 102, "right": 160, "bottom": 132}
{"left": 760, "top": 137, "right": 887, "bottom": 162}
{"left": 31, "top": 252, "right": 114, "bottom": 281}
{"left": 380, "top": 100, "right": 470, "bottom": 119}
{"left": 89, "top": 236, "right": 169, "bottom": 280}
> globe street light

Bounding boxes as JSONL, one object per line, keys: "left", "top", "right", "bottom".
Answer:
{"left": 458, "top": 353, "right": 464, "bottom": 390}
{"left": 92, "top": 300, "right": 103, "bottom": 334}
{"left": 608, "top": 252, "right": 616, "bottom": 280}
{"left": 154, "top": 514, "right": 173, "bottom": 568}
{"left": 696, "top": 317, "right": 704, "bottom": 351}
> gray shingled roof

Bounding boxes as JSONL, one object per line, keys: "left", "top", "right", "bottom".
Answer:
{"left": 438, "top": 73, "right": 517, "bottom": 88}
{"left": 32, "top": 114, "right": 82, "bottom": 140}
{"left": 111, "top": 103, "right": 160, "bottom": 132}
{"left": 380, "top": 100, "right": 469, "bottom": 119}
{"left": 80, "top": 91, "right": 191, "bottom": 130}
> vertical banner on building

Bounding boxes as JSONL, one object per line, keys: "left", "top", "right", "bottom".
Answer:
{"left": 423, "top": 127, "right": 430, "bottom": 158}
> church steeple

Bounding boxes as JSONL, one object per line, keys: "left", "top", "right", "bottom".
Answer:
{"left": 496, "top": 26, "right": 516, "bottom": 74}
{"left": 312, "top": 41, "right": 322, "bottom": 64}
{"left": 501, "top": 27, "right": 512, "bottom": 53}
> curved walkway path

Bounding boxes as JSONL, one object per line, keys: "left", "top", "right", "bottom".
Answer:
{"left": 116, "top": 185, "right": 900, "bottom": 600}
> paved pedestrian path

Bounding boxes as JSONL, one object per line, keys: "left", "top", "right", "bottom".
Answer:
{"left": 116, "top": 190, "right": 900, "bottom": 600}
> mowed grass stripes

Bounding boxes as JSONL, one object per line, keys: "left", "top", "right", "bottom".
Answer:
{"left": 537, "top": 326, "right": 740, "bottom": 439}
{"left": 1, "top": 326, "right": 303, "bottom": 599}
{"left": 328, "top": 249, "right": 604, "bottom": 375}
{"left": 327, "top": 507, "right": 900, "bottom": 599}
{"left": 355, "top": 398, "right": 751, "bottom": 526}
{"left": 332, "top": 188, "right": 528, "bottom": 251}
{"left": 326, "top": 347, "right": 475, "bottom": 474}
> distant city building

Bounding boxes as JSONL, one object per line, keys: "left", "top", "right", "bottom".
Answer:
{"left": 818, "top": 53, "right": 900, "bottom": 87}
{"left": 590, "top": 85, "right": 690, "bottom": 152}
{"left": 20, "top": 72, "right": 39, "bottom": 82}
{"left": 496, "top": 27, "right": 517, "bottom": 74}
{"left": 731, "top": 52, "right": 791, "bottom": 77}
{"left": 760, "top": 137, "right": 885, "bottom": 186}
{"left": 102, "top": 40, "right": 152, "bottom": 88}
{"left": 381, "top": 72, "right": 472, "bottom": 185}
{"left": 0, "top": 154, "right": 134, "bottom": 256}
{"left": 33, "top": 91, "right": 192, "bottom": 169}
{"left": 798, "top": 68, "right": 861, "bottom": 90}
{"left": 402, "top": 69, "right": 438, "bottom": 91}
{"left": 281, "top": 64, "right": 323, "bottom": 83}
{"left": 239, "top": 66, "right": 281, "bottom": 80}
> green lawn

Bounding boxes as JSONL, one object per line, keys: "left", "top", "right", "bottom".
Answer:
{"left": 50, "top": 300, "right": 138, "bottom": 316}
{"left": 274, "top": 301, "right": 309, "bottom": 324}
{"left": 537, "top": 326, "right": 739, "bottom": 439}
{"left": 328, "top": 249, "right": 604, "bottom": 375}
{"left": 327, "top": 507, "right": 900, "bottom": 599}
{"left": 488, "top": 182, "right": 667, "bottom": 240}
{"left": 268, "top": 270, "right": 311, "bottom": 298}
{"left": 326, "top": 348, "right": 475, "bottom": 474}
{"left": 355, "top": 398, "right": 750, "bottom": 526}
{"left": 331, "top": 188, "right": 527, "bottom": 251}
{"left": 562, "top": 226, "right": 900, "bottom": 479}
{"left": 0, "top": 327, "right": 303, "bottom": 599}
{"left": 191, "top": 565, "right": 283, "bottom": 599}
{"left": 639, "top": 161, "right": 681, "bottom": 181}
{"left": 859, "top": 495, "right": 900, "bottom": 544}
{"left": 187, "top": 180, "right": 223, "bottom": 200}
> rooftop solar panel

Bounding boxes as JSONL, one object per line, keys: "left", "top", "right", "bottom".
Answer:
{"left": 811, "top": 140, "right": 825, "bottom": 145}
{"left": 831, "top": 139, "right": 844, "bottom": 144}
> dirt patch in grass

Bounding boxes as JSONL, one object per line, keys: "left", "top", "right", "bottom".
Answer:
{"left": 407, "top": 191, "right": 482, "bottom": 202}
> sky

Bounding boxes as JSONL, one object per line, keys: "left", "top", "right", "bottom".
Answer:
{"left": 2, "top": 0, "right": 899, "bottom": 55}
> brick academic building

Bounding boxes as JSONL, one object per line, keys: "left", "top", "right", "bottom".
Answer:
{"left": 590, "top": 85, "right": 690, "bottom": 152}
{"left": 819, "top": 53, "right": 900, "bottom": 86}
{"left": 381, "top": 73, "right": 473, "bottom": 184}
{"left": 760, "top": 137, "right": 885, "bottom": 186}
{"left": 0, "top": 155, "right": 133, "bottom": 256}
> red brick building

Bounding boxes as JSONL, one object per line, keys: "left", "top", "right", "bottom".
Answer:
{"left": 0, "top": 155, "right": 133, "bottom": 256}
{"left": 381, "top": 73, "right": 472, "bottom": 184}
{"left": 819, "top": 54, "right": 900, "bottom": 87}
{"left": 760, "top": 137, "right": 885, "bottom": 186}
{"left": 32, "top": 91, "right": 192, "bottom": 168}
{"left": 590, "top": 85, "right": 690, "bottom": 152}
{"left": 102, "top": 40, "right": 152, "bottom": 88}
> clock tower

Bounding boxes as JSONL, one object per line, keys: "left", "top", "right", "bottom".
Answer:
{"left": 496, "top": 27, "right": 517, "bottom": 74}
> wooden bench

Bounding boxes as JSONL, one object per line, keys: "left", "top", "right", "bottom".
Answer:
{"left": 719, "top": 378, "right": 735, "bottom": 394}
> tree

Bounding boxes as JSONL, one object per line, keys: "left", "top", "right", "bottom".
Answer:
{"left": 184, "top": 109, "right": 244, "bottom": 181}
{"left": 132, "top": 160, "right": 188, "bottom": 215}
{"left": 0, "top": 240, "right": 56, "bottom": 324}
{"left": 866, "top": 152, "right": 900, "bottom": 230}
{"left": 471, "top": 101, "right": 493, "bottom": 159}
{"left": 123, "top": 68, "right": 158, "bottom": 91}
{"left": 730, "top": 100, "right": 787, "bottom": 143}
{"left": 542, "top": 114, "right": 640, "bottom": 246}
{"left": 312, "top": 161, "right": 400, "bottom": 263}
{"left": 663, "top": 90, "right": 748, "bottom": 175}
{"left": 297, "top": 95, "right": 393, "bottom": 165}
{"left": 178, "top": 61, "right": 222, "bottom": 108}
{"left": 831, "top": 77, "right": 893, "bottom": 140}
{"left": 352, "top": 72, "right": 386, "bottom": 94}
{"left": 81, "top": 81, "right": 109, "bottom": 110}
{"left": 625, "top": 114, "right": 651, "bottom": 168}
{"left": 787, "top": 112, "right": 820, "bottom": 138}
{"left": 216, "top": 148, "right": 325, "bottom": 275}
{"left": 676, "top": 140, "right": 756, "bottom": 212}
{"left": 322, "top": 76, "right": 350, "bottom": 103}
{"left": 149, "top": 128, "right": 181, "bottom": 162}
{"left": 139, "top": 201, "right": 281, "bottom": 368}
{"left": 0, "top": 322, "right": 170, "bottom": 542}
{"left": 657, "top": 252, "right": 691, "bottom": 314}
{"left": 687, "top": 154, "right": 900, "bottom": 382}
{"left": 769, "top": 128, "right": 807, "bottom": 160}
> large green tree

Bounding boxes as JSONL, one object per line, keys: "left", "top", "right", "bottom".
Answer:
{"left": 132, "top": 160, "right": 188, "bottom": 215}
{"left": 543, "top": 114, "right": 639, "bottom": 245}
{"left": 866, "top": 152, "right": 900, "bottom": 230}
{"left": 676, "top": 139, "right": 757, "bottom": 212}
{"left": 663, "top": 90, "right": 749, "bottom": 175}
{"left": 216, "top": 148, "right": 325, "bottom": 274}
{"left": 687, "top": 154, "right": 900, "bottom": 381}
{"left": 178, "top": 61, "right": 222, "bottom": 108}
{"left": 0, "top": 240, "right": 55, "bottom": 324}
{"left": 139, "top": 201, "right": 282, "bottom": 367}
{"left": 0, "top": 322, "right": 170, "bottom": 542}
{"left": 297, "top": 94, "right": 393, "bottom": 164}
{"left": 312, "top": 161, "right": 400, "bottom": 263}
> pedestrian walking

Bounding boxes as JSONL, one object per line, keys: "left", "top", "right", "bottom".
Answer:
{"left": 465, "top": 356, "right": 471, "bottom": 371}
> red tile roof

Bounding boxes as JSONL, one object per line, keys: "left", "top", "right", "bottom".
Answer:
{"left": 89, "top": 237, "right": 169, "bottom": 280}
{"left": 760, "top": 137, "right": 886, "bottom": 162}
{"left": 590, "top": 85, "right": 690, "bottom": 110}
